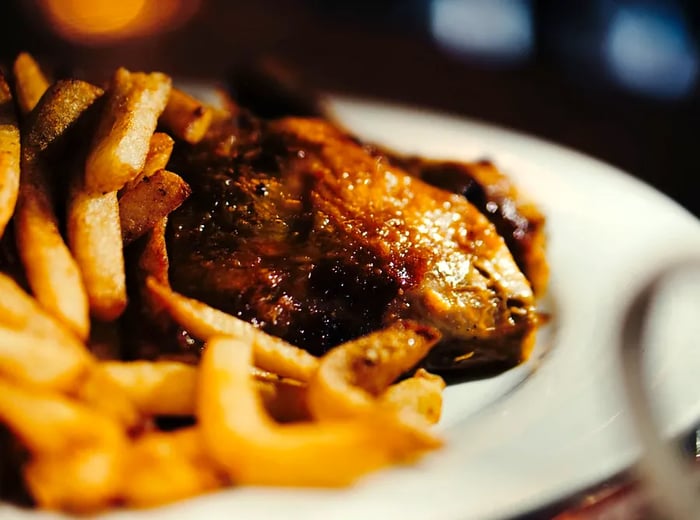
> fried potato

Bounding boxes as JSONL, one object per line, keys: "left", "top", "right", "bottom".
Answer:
{"left": 0, "top": 378, "right": 127, "bottom": 455}
{"left": 16, "top": 80, "right": 103, "bottom": 339}
{"left": 307, "top": 320, "right": 441, "bottom": 421}
{"left": 67, "top": 182, "right": 127, "bottom": 321}
{"left": 146, "top": 277, "right": 319, "bottom": 382}
{"left": 124, "top": 132, "right": 174, "bottom": 191}
{"left": 255, "top": 374, "right": 310, "bottom": 423}
{"left": 122, "top": 428, "right": 222, "bottom": 507}
{"left": 12, "top": 52, "right": 50, "bottom": 114}
{"left": 139, "top": 217, "right": 170, "bottom": 285}
{"left": 198, "top": 337, "right": 439, "bottom": 487}
{"left": 0, "top": 73, "right": 20, "bottom": 237}
{"left": 119, "top": 169, "right": 191, "bottom": 244}
{"left": 0, "top": 326, "right": 91, "bottom": 392}
{"left": 160, "top": 88, "right": 213, "bottom": 144}
{"left": 72, "top": 367, "right": 140, "bottom": 430}
{"left": 379, "top": 369, "right": 445, "bottom": 425}
{"left": 85, "top": 68, "right": 171, "bottom": 193}
{"left": 24, "top": 444, "right": 125, "bottom": 513}
{"left": 98, "top": 361, "right": 197, "bottom": 417}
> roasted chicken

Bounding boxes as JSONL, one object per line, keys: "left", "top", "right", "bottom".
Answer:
{"left": 166, "top": 110, "right": 544, "bottom": 376}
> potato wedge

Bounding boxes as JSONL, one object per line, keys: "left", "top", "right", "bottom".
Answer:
{"left": 198, "top": 337, "right": 439, "bottom": 487}
{"left": 160, "top": 88, "right": 213, "bottom": 144}
{"left": 146, "top": 277, "right": 318, "bottom": 381}
{"left": 0, "top": 326, "right": 92, "bottom": 392}
{"left": 12, "top": 52, "right": 50, "bottom": 114}
{"left": 16, "top": 80, "right": 103, "bottom": 339}
{"left": 68, "top": 181, "right": 126, "bottom": 321}
{"left": 0, "top": 73, "right": 20, "bottom": 237}
{"left": 307, "top": 320, "right": 441, "bottom": 421}
{"left": 119, "top": 169, "right": 191, "bottom": 244}
{"left": 84, "top": 68, "right": 171, "bottom": 193}
{"left": 123, "top": 132, "right": 174, "bottom": 191}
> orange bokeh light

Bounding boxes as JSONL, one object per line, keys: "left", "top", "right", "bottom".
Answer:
{"left": 38, "top": 0, "right": 199, "bottom": 44}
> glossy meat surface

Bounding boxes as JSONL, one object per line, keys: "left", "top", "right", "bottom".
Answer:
{"left": 167, "top": 113, "right": 539, "bottom": 374}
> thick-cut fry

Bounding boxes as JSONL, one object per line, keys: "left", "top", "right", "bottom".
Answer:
{"left": 0, "top": 326, "right": 91, "bottom": 391}
{"left": 0, "top": 378, "right": 126, "bottom": 455}
{"left": 307, "top": 320, "right": 441, "bottom": 421}
{"left": 16, "top": 80, "right": 103, "bottom": 339}
{"left": 119, "top": 169, "right": 191, "bottom": 244}
{"left": 0, "top": 73, "right": 20, "bottom": 237}
{"left": 198, "top": 337, "right": 439, "bottom": 487}
{"left": 72, "top": 367, "right": 141, "bottom": 430}
{"left": 98, "top": 361, "right": 197, "bottom": 416}
{"left": 122, "top": 428, "right": 222, "bottom": 507}
{"left": 146, "top": 277, "right": 319, "bottom": 381}
{"left": 160, "top": 88, "right": 213, "bottom": 144}
{"left": 139, "top": 218, "right": 170, "bottom": 285}
{"left": 124, "top": 132, "right": 174, "bottom": 191}
{"left": 84, "top": 68, "right": 171, "bottom": 193}
{"left": 12, "top": 52, "right": 50, "bottom": 114}
{"left": 24, "top": 445, "right": 125, "bottom": 513}
{"left": 67, "top": 181, "right": 126, "bottom": 321}
{"left": 379, "top": 369, "right": 445, "bottom": 425}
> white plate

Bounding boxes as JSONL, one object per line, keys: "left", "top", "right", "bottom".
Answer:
{"left": 4, "top": 97, "right": 700, "bottom": 520}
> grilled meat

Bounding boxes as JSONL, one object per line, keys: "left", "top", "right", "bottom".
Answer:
{"left": 167, "top": 112, "right": 542, "bottom": 375}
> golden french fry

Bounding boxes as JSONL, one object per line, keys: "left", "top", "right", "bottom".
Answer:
{"left": 84, "top": 68, "right": 171, "bottom": 193}
{"left": 160, "top": 88, "right": 213, "bottom": 144}
{"left": 0, "top": 326, "right": 92, "bottom": 392}
{"left": 0, "top": 73, "right": 20, "bottom": 237}
{"left": 12, "top": 52, "right": 50, "bottom": 114}
{"left": 24, "top": 444, "right": 125, "bottom": 513}
{"left": 146, "top": 277, "right": 319, "bottom": 382}
{"left": 0, "top": 378, "right": 126, "bottom": 455}
{"left": 124, "top": 132, "right": 174, "bottom": 191}
{"left": 307, "top": 320, "right": 441, "bottom": 421}
{"left": 255, "top": 375, "right": 310, "bottom": 423}
{"left": 67, "top": 181, "right": 126, "bottom": 321}
{"left": 122, "top": 428, "right": 222, "bottom": 507}
{"left": 139, "top": 217, "right": 170, "bottom": 286}
{"left": 379, "top": 369, "right": 445, "bottom": 425}
{"left": 72, "top": 367, "right": 140, "bottom": 430}
{"left": 98, "top": 361, "right": 197, "bottom": 417}
{"left": 16, "top": 80, "right": 103, "bottom": 339}
{"left": 198, "top": 336, "right": 438, "bottom": 487}
{"left": 119, "top": 169, "right": 191, "bottom": 244}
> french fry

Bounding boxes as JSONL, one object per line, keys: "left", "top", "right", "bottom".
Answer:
{"left": 160, "top": 88, "right": 213, "bottom": 144}
{"left": 378, "top": 369, "right": 445, "bottom": 425}
{"left": 307, "top": 320, "right": 441, "bottom": 421}
{"left": 84, "top": 68, "right": 171, "bottom": 193}
{"left": 0, "top": 378, "right": 126, "bottom": 455}
{"left": 198, "top": 337, "right": 438, "bottom": 487}
{"left": 0, "top": 326, "right": 91, "bottom": 392}
{"left": 16, "top": 80, "right": 103, "bottom": 339}
{"left": 0, "top": 72, "right": 20, "bottom": 237}
{"left": 146, "top": 277, "right": 319, "bottom": 382}
{"left": 25, "top": 445, "right": 125, "bottom": 513}
{"left": 255, "top": 374, "right": 310, "bottom": 423}
{"left": 119, "top": 169, "right": 191, "bottom": 244}
{"left": 72, "top": 367, "right": 140, "bottom": 430}
{"left": 12, "top": 52, "right": 50, "bottom": 114}
{"left": 139, "top": 217, "right": 170, "bottom": 286}
{"left": 123, "top": 132, "right": 174, "bottom": 191}
{"left": 67, "top": 180, "right": 127, "bottom": 321}
{"left": 122, "top": 428, "right": 222, "bottom": 507}
{"left": 97, "top": 361, "right": 197, "bottom": 417}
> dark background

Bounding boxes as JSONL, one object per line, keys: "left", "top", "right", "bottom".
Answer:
{"left": 1, "top": 0, "right": 698, "bottom": 218}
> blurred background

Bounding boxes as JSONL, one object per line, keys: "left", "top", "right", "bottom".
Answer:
{"left": 0, "top": 0, "right": 698, "bottom": 217}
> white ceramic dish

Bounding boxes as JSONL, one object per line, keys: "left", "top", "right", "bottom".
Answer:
{"left": 3, "top": 96, "right": 700, "bottom": 520}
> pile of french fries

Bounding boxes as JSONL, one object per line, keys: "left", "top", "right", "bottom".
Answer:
{"left": 0, "top": 53, "right": 445, "bottom": 513}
